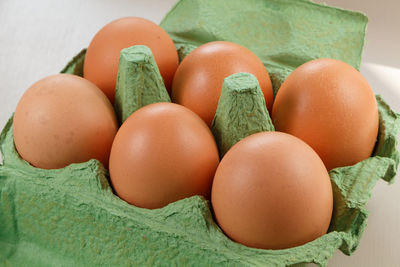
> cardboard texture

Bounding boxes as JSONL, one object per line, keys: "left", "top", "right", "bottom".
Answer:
{"left": 1, "top": 0, "right": 399, "bottom": 266}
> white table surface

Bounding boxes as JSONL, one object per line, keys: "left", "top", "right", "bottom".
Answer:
{"left": 1, "top": 1, "right": 399, "bottom": 266}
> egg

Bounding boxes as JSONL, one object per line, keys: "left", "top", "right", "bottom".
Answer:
{"left": 171, "top": 41, "right": 273, "bottom": 126}
{"left": 109, "top": 102, "right": 219, "bottom": 209}
{"left": 211, "top": 132, "right": 333, "bottom": 250}
{"left": 272, "top": 58, "right": 379, "bottom": 170}
{"left": 83, "top": 17, "right": 179, "bottom": 103}
{"left": 13, "top": 74, "right": 118, "bottom": 169}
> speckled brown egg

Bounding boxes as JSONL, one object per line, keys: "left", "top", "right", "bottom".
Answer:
{"left": 83, "top": 17, "right": 179, "bottom": 103}
{"left": 109, "top": 102, "right": 220, "bottom": 209}
{"left": 171, "top": 41, "right": 273, "bottom": 126}
{"left": 272, "top": 58, "right": 379, "bottom": 170}
{"left": 211, "top": 132, "right": 333, "bottom": 250}
{"left": 13, "top": 74, "right": 118, "bottom": 169}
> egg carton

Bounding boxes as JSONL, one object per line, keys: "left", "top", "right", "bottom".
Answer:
{"left": 1, "top": 0, "right": 399, "bottom": 266}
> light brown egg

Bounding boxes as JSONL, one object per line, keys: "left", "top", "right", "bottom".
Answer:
{"left": 109, "top": 102, "right": 220, "bottom": 209}
{"left": 171, "top": 41, "right": 273, "bottom": 126}
{"left": 272, "top": 58, "right": 379, "bottom": 170}
{"left": 211, "top": 132, "right": 333, "bottom": 250}
{"left": 83, "top": 17, "right": 179, "bottom": 102}
{"left": 13, "top": 74, "right": 118, "bottom": 169}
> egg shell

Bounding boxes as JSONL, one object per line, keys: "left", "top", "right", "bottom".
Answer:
{"left": 1, "top": 47, "right": 400, "bottom": 267}
{"left": 211, "top": 131, "right": 333, "bottom": 250}
{"left": 2, "top": 0, "right": 400, "bottom": 264}
{"left": 109, "top": 102, "right": 220, "bottom": 209}
{"left": 13, "top": 74, "right": 118, "bottom": 169}
{"left": 171, "top": 41, "right": 273, "bottom": 126}
{"left": 272, "top": 58, "right": 379, "bottom": 170}
{"left": 83, "top": 17, "right": 179, "bottom": 103}
{"left": 1, "top": 88, "right": 398, "bottom": 266}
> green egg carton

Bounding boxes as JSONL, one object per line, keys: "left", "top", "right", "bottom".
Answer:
{"left": 1, "top": 0, "right": 400, "bottom": 266}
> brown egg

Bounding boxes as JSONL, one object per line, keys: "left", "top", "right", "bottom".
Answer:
{"left": 109, "top": 102, "right": 219, "bottom": 209}
{"left": 171, "top": 41, "right": 273, "bottom": 126}
{"left": 272, "top": 58, "right": 379, "bottom": 170}
{"left": 13, "top": 74, "right": 118, "bottom": 169}
{"left": 83, "top": 17, "right": 179, "bottom": 102}
{"left": 211, "top": 132, "right": 333, "bottom": 250}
